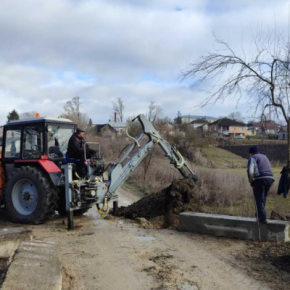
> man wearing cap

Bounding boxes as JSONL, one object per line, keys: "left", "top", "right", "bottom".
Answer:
{"left": 247, "top": 146, "right": 274, "bottom": 223}
{"left": 67, "top": 127, "right": 95, "bottom": 177}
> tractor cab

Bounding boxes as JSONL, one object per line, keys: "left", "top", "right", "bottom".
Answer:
{"left": 1, "top": 117, "right": 75, "bottom": 177}
{"left": 0, "top": 116, "right": 78, "bottom": 224}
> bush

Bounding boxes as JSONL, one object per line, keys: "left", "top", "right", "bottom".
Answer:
{"left": 85, "top": 133, "right": 288, "bottom": 218}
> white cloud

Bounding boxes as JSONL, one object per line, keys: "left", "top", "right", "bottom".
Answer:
{"left": 0, "top": 0, "right": 289, "bottom": 125}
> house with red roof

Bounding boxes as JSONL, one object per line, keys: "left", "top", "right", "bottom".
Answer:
{"left": 247, "top": 121, "right": 281, "bottom": 136}
{"left": 208, "top": 118, "right": 247, "bottom": 137}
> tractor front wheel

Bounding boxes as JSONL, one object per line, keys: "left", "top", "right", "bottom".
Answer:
{"left": 5, "top": 166, "right": 58, "bottom": 224}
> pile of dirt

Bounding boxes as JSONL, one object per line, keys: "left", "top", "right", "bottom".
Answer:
{"left": 115, "top": 178, "right": 199, "bottom": 228}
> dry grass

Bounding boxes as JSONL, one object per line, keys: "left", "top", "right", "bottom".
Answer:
{"left": 87, "top": 134, "right": 290, "bottom": 218}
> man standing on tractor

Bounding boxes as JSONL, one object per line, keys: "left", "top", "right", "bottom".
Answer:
{"left": 67, "top": 127, "right": 95, "bottom": 177}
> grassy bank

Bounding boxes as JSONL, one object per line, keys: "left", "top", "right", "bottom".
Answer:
{"left": 125, "top": 145, "right": 290, "bottom": 219}
{"left": 88, "top": 133, "right": 289, "bottom": 219}
{"left": 201, "top": 147, "right": 247, "bottom": 168}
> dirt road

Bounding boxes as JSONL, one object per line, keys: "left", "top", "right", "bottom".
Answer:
{"left": 16, "top": 187, "right": 289, "bottom": 290}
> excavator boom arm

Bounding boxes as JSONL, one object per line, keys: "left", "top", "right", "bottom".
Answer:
{"left": 106, "top": 114, "right": 198, "bottom": 197}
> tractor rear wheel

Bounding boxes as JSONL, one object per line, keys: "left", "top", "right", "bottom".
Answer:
{"left": 5, "top": 166, "right": 58, "bottom": 224}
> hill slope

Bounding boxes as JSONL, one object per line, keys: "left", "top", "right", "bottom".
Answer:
{"left": 201, "top": 146, "right": 248, "bottom": 168}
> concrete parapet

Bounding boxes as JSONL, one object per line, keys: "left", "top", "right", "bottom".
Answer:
{"left": 0, "top": 227, "right": 32, "bottom": 259}
{"left": 0, "top": 228, "right": 32, "bottom": 286}
{"left": 2, "top": 240, "right": 62, "bottom": 290}
{"left": 179, "top": 212, "right": 290, "bottom": 242}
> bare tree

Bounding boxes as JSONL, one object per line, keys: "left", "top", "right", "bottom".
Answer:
{"left": 20, "top": 111, "right": 37, "bottom": 119}
{"left": 63, "top": 96, "right": 81, "bottom": 118}
{"left": 147, "top": 101, "right": 162, "bottom": 124}
{"left": 228, "top": 111, "right": 244, "bottom": 121}
{"left": 182, "top": 31, "right": 290, "bottom": 167}
{"left": 112, "top": 97, "right": 125, "bottom": 122}
{"left": 60, "top": 96, "right": 89, "bottom": 130}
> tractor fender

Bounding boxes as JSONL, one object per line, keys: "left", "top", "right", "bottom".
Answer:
{"left": 14, "top": 160, "right": 63, "bottom": 186}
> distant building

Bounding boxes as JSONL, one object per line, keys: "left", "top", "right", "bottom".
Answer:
{"left": 246, "top": 123, "right": 259, "bottom": 136}
{"left": 208, "top": 118, "right": 247, "bottom": 137}
{"left": 197, "top": 123, "right": 209, "bottom": 131}
{"left": 277, "top": 126, "right": 288, "bottom": 140}
{"left": 92, "top": 120, "right": 127, "bottom": 136}
{"left": 107, "top": 121, "right": 127, "bottom": 133}
{"left": 93, "top": 124, "right": 118, "bottom": 136}
{"left": 247, "top": 121, "right": 280, "bottom": 136}
{"left": 190, "top": 118, "right": 209, "bottom": 130}
{"left": 260, "top": 121, "right": 280, "bottom": 135}
{"left": 175, "top": 115, "right": 217, "bottom": 124}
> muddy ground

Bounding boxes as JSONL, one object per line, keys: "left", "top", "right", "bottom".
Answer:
{"left": 0, "top": 185, "right": 289, "bottom": 290}
{"left": 115, "top": 179, "right": 199, "bottom": 229}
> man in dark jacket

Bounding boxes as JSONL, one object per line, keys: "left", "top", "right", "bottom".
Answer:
{"left": 67, "top": 128, "right": 94, "bottom": 177}
{"left": 247, "top": 146, "right": 274, "bottom": 223}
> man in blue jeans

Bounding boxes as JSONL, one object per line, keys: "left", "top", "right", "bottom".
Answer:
{"left": 247, "top": 146, "right": 274, "bottom": 223}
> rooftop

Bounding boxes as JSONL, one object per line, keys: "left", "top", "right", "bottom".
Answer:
{"left": 277, "top": 126, "right": 287, "bottom": 133}
{"left": 181, "top": 115, "right": 217, "bottom": 120}
{"left": 94, "top": 124, "right": 117, "bottom": 133}
{"left": 209, "top": 118, "right": 246, "bottom": 126}
{"left": 6, "top": 117, "right": 73, "bottom": 126}
{"left": 190, "top": 118, "right": 209, "bottom": 124}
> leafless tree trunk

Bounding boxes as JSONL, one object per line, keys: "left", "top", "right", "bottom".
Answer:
{"left": 228, "top": 111, "right": 244, "bottom": 122}
{"left": 112, "top": 97, "right": 125, "bottom": 122}
{"left": 64, "top": 96, "right": 81, "bottom": 118}
{"left": 61, "top": 96, "right": 89, "bottom": 130}
{"left": 182, "top": 31, "right": 290, "bottom": 168}
{"left": 147, "top": 101, "right": 162, "bottom": 124}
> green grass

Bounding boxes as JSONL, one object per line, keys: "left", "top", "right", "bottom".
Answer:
{"left": 124, "top": 144, "right": 290, "bottom": 219}
{"left": 201, "top": 146, "right": 247, "bottom": 168}
{"left": 201, "top": 146, "right": 282, "bottom": 173}
{"left": 201, "top": 195, "right": 290, "bottom": 218}
{"left": 195, "top": 146, "right": 289, "bottom": 218}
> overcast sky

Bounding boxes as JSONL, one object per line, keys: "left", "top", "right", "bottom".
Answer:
{"left": 0, "top": 0, "right": 289, "bottom": 124}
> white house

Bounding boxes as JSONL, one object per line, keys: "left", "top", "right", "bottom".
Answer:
{"left": 277, "top": 126, "right": 288, "bottom": 140}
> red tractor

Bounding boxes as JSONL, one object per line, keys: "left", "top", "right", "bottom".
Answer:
{"left": 0, "top": 116, "right": 79, "bottom": 223}
{"left": 0, "top": 114, "right": 197, "bottom": 227}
